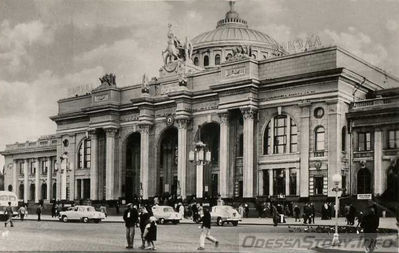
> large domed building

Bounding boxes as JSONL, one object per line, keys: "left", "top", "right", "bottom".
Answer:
{"left": 1, "top": 2, "right": 399, "bottom": 211}
{"left": 191, "top": 2, "right": 286, "bottom": 68}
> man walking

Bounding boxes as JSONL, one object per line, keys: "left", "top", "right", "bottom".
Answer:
{"left": 361, "top": 204, "right": 379, "bottom": 253}
{"left": 197, "top": 206, "right": 218, "bottom": 250}
{"left": 36, "top": 204, "right": 43, "bottom": 221}
{"left": 4, "top": 202, "right": 14, "bottom": 227}
{"left": 123, "top": 203, "right": 139, "bottom": 249}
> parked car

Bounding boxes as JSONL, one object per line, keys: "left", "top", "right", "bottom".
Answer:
{"left": 152, "top": 205, "right": 182, "bottom": 224}
{"left": 211, "top": 205, "right": 241, "bottom": 226}
{"left": 58, "top": 205, "right": 105, "bottom": 223}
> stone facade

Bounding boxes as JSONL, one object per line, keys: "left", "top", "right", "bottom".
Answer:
{"left": 1, "top": 5, "right": 399, "bottom": 203}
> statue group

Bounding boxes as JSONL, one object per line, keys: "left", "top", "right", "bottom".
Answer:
{"left": 162, "top": 24, "right": 193, "bottom": 69}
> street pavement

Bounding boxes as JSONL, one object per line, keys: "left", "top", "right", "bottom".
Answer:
{"left": 21, "top": 215, "right": 399, "bottom": 230}
{"left": 0, "top": 217, "right": 397, "bottom": 252}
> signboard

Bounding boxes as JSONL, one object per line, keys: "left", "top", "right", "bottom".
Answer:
{"left": 357, "top": 194, "right": 372, "bottom": 200}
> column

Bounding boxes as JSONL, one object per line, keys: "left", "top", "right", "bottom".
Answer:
{"left": 46, "top": 158, "right": 52, "bottom": 200}
{"left": 299, "top": 103, "right": 310, "bottom": 197}
{"left": 105, "top": 128, "right": 117, "bottom": 200}
{"left": 177, "top": 119, "right": 188, "bottom": 199}
{"left": 285, "top": 168, "right": 290, "bottom": 196}
{"left": 196, "top": 163, "right": 204, "bottom": 199}
{"left": 13, "top": 160, "right": 18, "bottom": 196}
{"left": 241, "top": 107, "right": 256, "bottom": 198}
{"left": 374, "top": 130, "right": 383, "bottom": 194}
{"left": 23, "top": 159, "right": 28, "bottom": 203}
{"left": 89, "top": 131, "right": 98, "bottom": 200}
{"left": 269, "top": 169, "right": 273, "bottom": 196}
{"left": 60, "top": 156, "right": 67, "bottom": 200}
{"left": 35, "top": 158, "right": 40, "bottom": 203}
{"left": 219, "top": 112, "right": 229, "bottom": 198}
{"left": 140, "top": 125, "right": 150, "bottom": 200}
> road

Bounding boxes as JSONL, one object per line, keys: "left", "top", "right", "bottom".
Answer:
{"left": 0, "top": 220, "right": 397, "bottom": 252}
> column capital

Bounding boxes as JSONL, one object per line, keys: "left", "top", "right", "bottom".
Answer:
{"left": 176, "top": 118, "right": 189, "bottom": 129}
{"left": 218, "top": 112, "right": 229, "bottom": 125}
{"left": 105, "top": 127, "right": 118, "bottom": 136}
{"left": 139, "top": 124, "right": 151, "bottom": 134}
{"left": 240, "top": 107, "right": 257, "bottom": 119}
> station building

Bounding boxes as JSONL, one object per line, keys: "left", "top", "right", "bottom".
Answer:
{"left": 1, "top": 4, "right": 399, "bottom": 204}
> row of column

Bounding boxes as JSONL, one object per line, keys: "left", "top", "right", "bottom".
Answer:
{"left": 12, "top": 157, "right": 54, "bottom": 203}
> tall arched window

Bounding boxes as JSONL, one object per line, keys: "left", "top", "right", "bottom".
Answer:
{"left": 342, "top": 126, "right": 346, "bottom": 151}
{"left": 204, "top": 55, "right": 209, "bottom": 66}
{"left": 263, "top": 115, "right": 298, "bottom": 155}
{"left": 194, "top": 57, "right": 199, "bottom": 66}
{"left": 357, "top": 168, "right": 371, "bottom": 194}
{"left": 78, "top": 138, "right": 91, "bottom": 169}
{"left": 215, "top": 54, "right": 221, "bottom": 65}
{"left": 315, "top": 126, "right": 325, "bottom": 151}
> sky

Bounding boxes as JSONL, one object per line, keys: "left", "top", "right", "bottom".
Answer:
{"left": 0, "top": 0, "right": 398, "bottom": 171}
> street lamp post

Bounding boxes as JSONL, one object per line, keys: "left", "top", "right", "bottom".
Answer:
{"left": 189, "top": 130, "right": 211, "bottom": 199}
{"left": 332, "top": 173, "right": 342, "bottom": 246}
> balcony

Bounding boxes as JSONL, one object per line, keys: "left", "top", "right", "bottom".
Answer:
{"left": 350, "top": 95, "right": 399, "bottom": 109}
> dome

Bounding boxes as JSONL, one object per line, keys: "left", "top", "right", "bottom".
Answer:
{"left": 191, "top": 2, "right": 285, "bottom": 54}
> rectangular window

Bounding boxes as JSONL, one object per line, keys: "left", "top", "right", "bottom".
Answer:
{"left": 274, "top": 116, "right": 287, "bottom": 154}
{"left": 84, "top": 140, "right": 91, "bottom": 168}
{"left": 264, "top": 125, "right": 271, "bottom": 155}
{"left": 358, "top": 132, "right": 371, "bottom": 151}
{"left": 30, "top": 161, "right": 35, "bottom": 175}
{"left": 20, "top": 162, "right": 24, "bottom": 175}
{"left": 262, "top": 170, "right": 269, "bottom": 196}
{"left": 273, "top": 169, "right": 286, "bottom": 195}
{"left": 289, "top": 168, "right": 297, "bottom": 195}
{"left": 290, "top": 119, "right": 297, "bottom": 153}
{"left": 388, "top": 130, "right": 399, "bottom": 149}
{"left": 314, "top": 176, "right": 324, "bottom": 195}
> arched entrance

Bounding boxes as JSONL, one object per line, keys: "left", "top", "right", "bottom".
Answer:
{"left": 41, "top": 184, "right": 47, "bottom": 200}
{"left": 125, "top": 132, "right": 141, "bottom": 201}
{"left": 199, "top": 122, "right": 220, "bottom": 198}
{"left": 159, "top": 127, "right": 178, "bottom": 197}
{"left": 357, "top": 168, "right": 371, "bottom": 194}
{"left": 30, "top": 184, "right": 35, "bottom": 201}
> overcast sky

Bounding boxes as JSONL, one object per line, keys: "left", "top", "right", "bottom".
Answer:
{"left": 0, "top": 0, "right": 398, "bottom": 171}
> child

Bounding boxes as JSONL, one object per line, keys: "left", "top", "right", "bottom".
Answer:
{"left": 143, "top": 216, "right": 157, "bottom": 250}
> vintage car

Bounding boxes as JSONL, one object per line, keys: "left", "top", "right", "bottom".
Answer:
{"left": 210, "top": 205, "right": 241, "bottom": 226}
{"left": 151, "top": 205, "right": 182, "bottom": 224}
{"left": 58, "top": 205, "right": 105, "bottom": 223}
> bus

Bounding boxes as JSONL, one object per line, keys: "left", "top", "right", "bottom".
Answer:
{"left": 0, "top": 191, "right": 18, "bottom": 221}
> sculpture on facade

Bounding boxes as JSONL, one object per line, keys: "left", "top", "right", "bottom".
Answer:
{"left": 141, "top": 73, "right": 149, "bottom": 93}
{"left": 162, "top": 24, "right": 193, "bottom": 71}
{"left": 226, "top": 44, "right": 255, "bottom": 62}
{"left": 98, "top": 73, "right": 116, "bottom": 87}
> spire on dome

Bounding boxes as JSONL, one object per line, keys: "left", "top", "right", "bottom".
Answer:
{"left": 216, "top": 0, "right": 248, "bottom": 28}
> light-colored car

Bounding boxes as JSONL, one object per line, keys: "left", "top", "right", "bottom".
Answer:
{"left": 58, "top": 205, "right": 105, "bottom": 223}
{"left": 151, "top": 205, "right": 182, "bottom": 224}
{"left": 211, "top": 205, "right": 241, "bottom": 226}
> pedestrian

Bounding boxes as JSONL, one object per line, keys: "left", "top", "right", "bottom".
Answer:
{"left": 18, "top": 205, "right": 26, "bottom": 221}
{"left": 272, "top": 204, "right": 279, "bottom": 227}
{"left": 51, "top": 201, "right": 56, "bottom": 217}
{"left": 116, "top": 202, "right": 120, "bottom": 215}
{"left": 303, "top": 203, "right": 310, "bottom": 224}
{"left": 37, "top": 204, "right": 43, "bottom": 221}
{"left": 310, "top": 203, "right": 315, "bottom": 224}
{"left": 238, "top": 204, "right": 244, "bottom": 217}
{"left": 143, "top": 216, "right": 157, "bottom": 250}
{"left": 123, "top": 203, "right": 139, "bottom": 249}
{"left": 361, "top": 204, "right": 379, "bottom": 253}
{"left": 4, "top": 202, "right": 14, "bottom": 227}
{"left": 294, "top": 204, "right": 300, "bottom": 222}
{"left": 244, "top": 203, "right": 249, "bottom": 218}
{"left": 349, "top": 204, "right": 356, "bottom": 225}
{"left": 216, "top": 194, "right": 224, "bottom": 206}
{"left": 100, "top": 203, "right": 108, "bottom": 217}
{"left": 197, "top": 206, "right": 218, "bottom": 250}
{"left": 56, "top": 202, "right": 62, "bottom": 217}
{"left": 321, "top": 202, "right": 329, "bottom": 220}
{"left": 139, "top": 206, "right": 150, "bottom": 249}
{"left": 179, "top": 203, "right": 185, "bottom": 219}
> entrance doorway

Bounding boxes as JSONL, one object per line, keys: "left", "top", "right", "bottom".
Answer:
{"left": 159, "top": 127, "right": 178, "bottom": 196}
{"left": 125, "top": 132, "right": 141, "bottom": 201}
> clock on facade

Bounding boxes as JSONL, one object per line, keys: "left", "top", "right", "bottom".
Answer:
{"left": 166, "top": 114, "right": 175, "bottom": 126}
{"left": 314, "top": 107, "right": 324, "bottom": 118}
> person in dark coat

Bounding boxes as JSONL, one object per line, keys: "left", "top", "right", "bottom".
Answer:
{"left": 294, "top": 204, "right": 301, "bottom": 222}
{"left": 51, "top": 201, "right": 56, "bottom": 217}
{"left": 36, "top": 204, "right": 42, "bottom": 221}
{"left": 139, "top": 206, "right": 151, "bottom": 249}
{"left": 123, "top": 203, "right": 139, "bottom": 249}
{"left": 143, "top": 216, "right": 157, "bottom": 250}
{"left": 361, "top": 204, "right": 379, "bottom": 253}
{"left": 198, "top": 207, "right": 218, "bottom": 250}
{"left": 272, "top": 204, "right": 279, "bottom": 226}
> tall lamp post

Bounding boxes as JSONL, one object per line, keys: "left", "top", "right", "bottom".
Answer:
{"left": 188, "top": 128, "right": 211, "bottom": 199}
{"left": 332, "top": 173, "right": 342, "bottom": 246}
